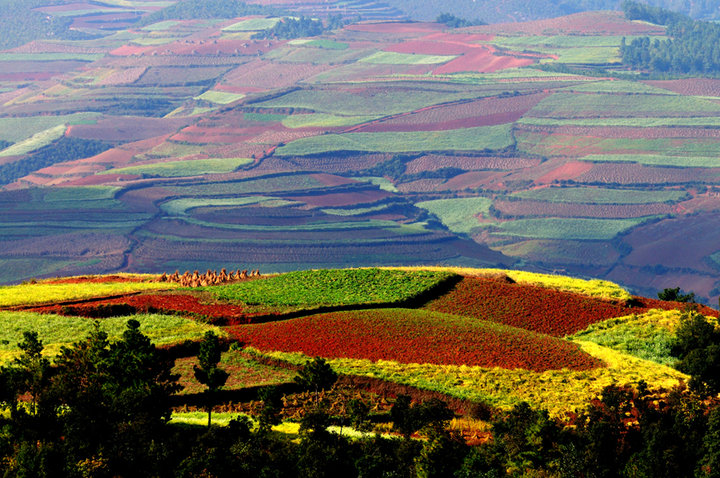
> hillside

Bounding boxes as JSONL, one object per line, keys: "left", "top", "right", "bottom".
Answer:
{"left": 2, "top": 3, "right": 720, "bottom": 305}
{"left": 1, "top": 266, "right": 718, "bottom": 475}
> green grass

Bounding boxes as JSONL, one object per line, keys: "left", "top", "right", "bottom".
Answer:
{"left": 579, "top": 154, "right": 720, "bottom": 168}
{"left": 416, "top": 197, "right": 493, "bottom": 234}
{"left": 302, "top": 39, "right": 349, "bottom": 50}
{"left": 222, "top": 17, "right": 280, "bottom": 31}
{"left": 195, "top": 90, "right": 245, "bottom": 104}
{"left": 0, "top": 281, "right": 179, "bottom": 308}
{"left": 0, "top": 114, "right": 100, "bottom": 143}
{"left": 492, "top": 217, "right": 649, "bottom": 240}
{"left": 0, "top": 312, "right": 223, "bottom": 362}
{"left": 254, "top": 87, "right": 491, "bottom": 116}
{"left": 511, "top": 187, "right": 687, "bottom": 204}
{"left": 39, "top": 186, "right": 119, "bottom": 202}
{"left": 359, "top": 51, "right": 457, "bottom": 65}
{"left": 276, "top": 124, "right": 514, "bottom": 156}
{"left": 205, "top": 268, "right": 456, "bottom": 309}
{"left": 570, "top": 309, "right": 680, "bottom": 366}
{"left": 0, "top": 125, "right": 66, "bottom": 157}
{"left": 518, "top": 117, "right": 720, "bottom": 127}
{"left": 528, "top": 92, "right": 720, "bottom": 118}
{"left": 100, "top": 157, "right": 252, "bottom": 178}
{"left": 160, "top": 196, "right": 292, "bottom": 215}
{"left": 282, "top": 113, "right": 380, "bottom": 129}
{"left": 560, "top": 80, "right": 678, "bottom": 95}
{"left": 142, "top": 20, "right": 180, "bottom": 31}
{"left": 244, "top": 112, "right": 288, "bottom": 122}
{"left": 493, "top": 35, "right": 652, "bottom": 49}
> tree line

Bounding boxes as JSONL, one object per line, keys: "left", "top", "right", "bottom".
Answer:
{"left": 621, "top": 0, "right": 720, "bottom": 75}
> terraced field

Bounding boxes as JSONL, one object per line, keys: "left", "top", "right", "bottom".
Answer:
{"left": 0, "top": 266, "right": 706, "bottom": 417}
{"left": 0, "top": 4, "right": 719, "bottom": 305}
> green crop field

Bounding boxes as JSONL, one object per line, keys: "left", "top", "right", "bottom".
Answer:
{"left": 0, "top": 281, "right": 178, "bottom": 308}
{"left": 560, "top": 80, "right": 678, "bottom": 95}
{"left": 206, "top": 268, "right": 456, "bottom": 309}
{"left": 0, "top": 125, "right": 66, "bottom": 158}
{"left": 160, "top": 196, "right": 292, "bottom": 215}
{"left": 101, "top": 157, "right": 252, "bottom": 178}
{"left": 0, "top": 114, "right": 100, "bottom": 143}
{"left": 282, "top": 113, "right": 380, "bottom": 129}
{"left": 244, "top": 112, "right": 288, "bottom": 122}
{"left": 416, "top": 197, "right": 493, "bottom": 234}
{"left": 579, "top": 154, "right": 720, "bottom": 168}
{"left": 570, "top": 309, "right": 680, "bottom": 366}
{"left": 527, "top": 92, "right": 720, "bottom": 118}
{"left": 0, "top": 311, "right": 223, "bottom": 362}
{"left": 358, "top": 51, "right": 457, "bottom": 65}
{"left": 518, "top": 117, "right": 720, "bottom": 127}
{"left": 254, "top": 87, "right": 489, "bottom": 116}
{"left": 276, "top": 124, "right": 514, "bottom": 156}
{"left": 222, "top": 17, "right": 280, "bottom": 31}
{"left": 511, "top": 187, "right": 687, "bottom": 204}
{"left": 195, "top": 90, "right": 245, "bottom": 104}
{"left": 492, "top": 217, "right": 649, "bottom": 240}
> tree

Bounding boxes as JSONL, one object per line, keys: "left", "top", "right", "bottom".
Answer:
{"left": 671, "top": 312, "right": 720, "bottom": 395}
{"left": 12, "top": 331, "right": 50, "bottom": 416}
{"left": 658, "top": 287, "right": 696, "bottom": 303}
{"left": 294, "top": 357, "right": 337, "bottom": 402}
{"left": 193, "top": 331, "right": 229, "bottom": 428}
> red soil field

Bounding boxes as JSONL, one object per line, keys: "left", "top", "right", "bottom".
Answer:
{"left": 29, "top": 293, "right": 254, "bottom": 323}
{"left": 166, "top": 39, "right": 285, "bottom": 56}
{"left": 493, "top": 200, "right": 676, "bottom": 219}
{"left": 396, "top": 179, "right": 446, "bottom": 193}
{"left": 576, "top": 163, "right": 715, "bottom": 185}
{"left": 536, "top": 161, "right": 595, "bottom": 183}
{"left": 285, "top": 189, "right": 393, "bottom": 207}
{"left": 472, "top": 11, "right": 666, "bottom": 36}
{"left": 433, "top": 47, "right": 535, "bottom": 74}
{"left": 221, "top": 59, "right": 334, "bottom": 89}
{"left": 227, "top": 308, "right": 603, "bottom": 371}
{"left": 441, "top": 171, "right": 508, "bottom": 190}
{"left": 644, "top": 79, "right": 720, "bottom": 97}
{"left": 405, "top": 154, "right": 540, "bottom": 173}
{"left": 355, "top": 93, "right": 549, "bottom": 132}
{"left": 422, "top": 32, "right": 495, "bottom": 43}
{"left": 423, "top": 276, "right": 635, "bottom": 337}
{"left": 620, "top": 213, "right": 720, "bottom": 274}
{"left": 384, "top": 40, "right": 475, "bottom": 56}
{"left": 110, "top": 44, "right": 155, "bottom": 56}
{"left": 67, "top": 117, "right": 190, "bottom": 142}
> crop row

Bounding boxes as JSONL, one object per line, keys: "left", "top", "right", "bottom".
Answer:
{"left": 229, "top": 308, "right": 602, "bottom": 372}
{"left": 206, "top": 268, "right": 456, "bottom": 309}
{"left": 423, "top": 277, "right": 632, "bottom": 336}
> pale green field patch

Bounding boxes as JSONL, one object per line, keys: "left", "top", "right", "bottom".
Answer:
{"left": 0, "top": 124, "right": 66, "bottom": 157}
{"left": 359, "top": 51, "right": 457, "bottom": 65}
{"left": 416, "top": 197, "right": 493, "bottom": 234}
{"left": 100, "top": 157, "right": 252, "bottom": 178}
{"left": 195, "top": 90, "right": 245, "bottom": 104}
{"left": 222, "top": 17, "right": 281, "bottom": 31}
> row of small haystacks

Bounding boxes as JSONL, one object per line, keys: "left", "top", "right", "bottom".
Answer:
{"left": 159, "top": 268, "right": 260, "bottom": 287}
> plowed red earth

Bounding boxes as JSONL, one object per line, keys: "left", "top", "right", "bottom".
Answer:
{"left": 29, "top": 294, "right": 255, "bottom": 323}
{"left": 227, "top": 308, "right": 603, "bottom": 371}
{"left": 423, "top": 277, "right": 636, "bottom": 337}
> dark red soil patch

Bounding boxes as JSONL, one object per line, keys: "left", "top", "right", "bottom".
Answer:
{"left": 43, "top": 275, "right": 153, "bottom": 284}
{"left": 644, "top": 79, "right": 720, "bottom": 97}
{"left": 227, "top": 308, "right": 603, "bottom": 371}
{"left": 346, "top": 22, "right": 443, "bottom": 34}
{"left": 423, "top": 276, "right": 637, "bottom": 337}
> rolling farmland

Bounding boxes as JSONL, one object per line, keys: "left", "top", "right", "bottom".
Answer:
{"left": 0, "top": 3, "right": 718, "bottom": 304}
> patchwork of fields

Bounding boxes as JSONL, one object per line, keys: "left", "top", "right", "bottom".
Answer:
{"left": 0, "top": 267, "right": 708, "bottom": 417}
{"left": 0, "top": 5, "right": 719, "bottom": 303}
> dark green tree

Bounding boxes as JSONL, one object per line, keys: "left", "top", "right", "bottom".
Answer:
{"left": 658, "top": 287, "right": 696, "bottom": 303}
{"left": 193, "top": 331, "right": 229, "bottom": 428}
{"left": 294, "top": 357, "right": 337, "bottom": 402}
{"left": 13, "top": 331, "right": 50, "bottom": 416}
{"left": 671, "top": 312, "right": 720, "bottom": 395}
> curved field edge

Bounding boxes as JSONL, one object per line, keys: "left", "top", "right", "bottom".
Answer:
{"left": 246, "top": 341, "right": 686, "bottom": 418}
{"left": 228, "top": 308, "right": 602, "bottom": 371}
{"left": 380, "top": 266, "right": 632, "bottom": 301}
{"left": 203, "top": 268, "right": 459, "bottom": 310}
{"left": 0, "top": 311, "right": 225, "bottom": 363}
{"left": 0, "top": 281, "right": 180, "bottom": 308}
